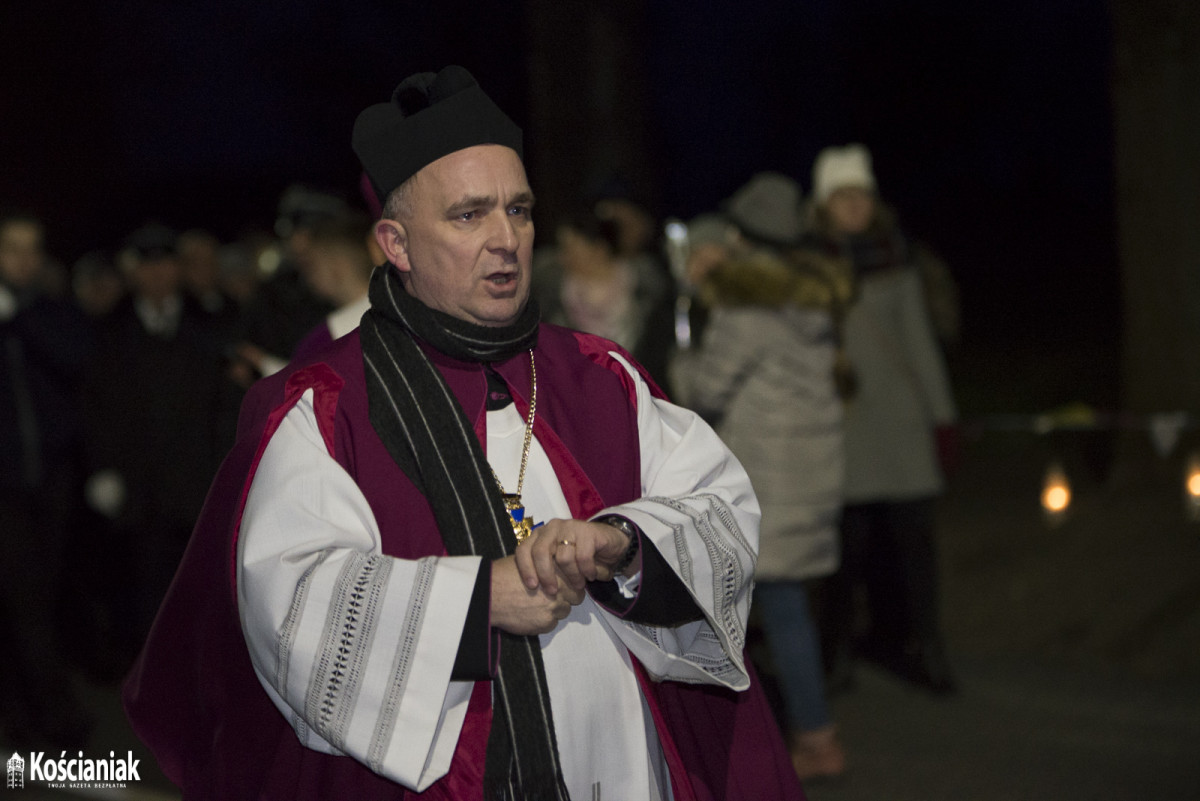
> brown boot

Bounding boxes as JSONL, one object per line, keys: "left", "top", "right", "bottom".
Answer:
{"left": 790, "top": 724, "right": 847, "bottom": 782}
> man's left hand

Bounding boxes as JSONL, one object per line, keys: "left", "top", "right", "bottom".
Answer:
{"left": 515, "top": 519, "right": 632, "bottom": 596}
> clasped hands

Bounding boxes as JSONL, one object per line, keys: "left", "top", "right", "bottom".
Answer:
{"left": 490, "top": 518, "right": 632, "bottom": 636}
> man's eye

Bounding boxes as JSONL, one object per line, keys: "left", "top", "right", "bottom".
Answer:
{"left": 457, "top": 211, "right": 476, "bottom": 222}
{"left": 508, "top": 206, "right": 530, "bottom": 218}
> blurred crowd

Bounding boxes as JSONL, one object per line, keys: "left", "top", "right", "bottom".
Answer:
{"left": 1, "top": 144, "right": 960, "bottom": 782}
{"left": 0, "top": 184, "right": 376, "bottom": 750}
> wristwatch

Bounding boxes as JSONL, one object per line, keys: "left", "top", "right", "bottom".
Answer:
{"left": 596, "top": 515, "right": 641, "bottom": 574}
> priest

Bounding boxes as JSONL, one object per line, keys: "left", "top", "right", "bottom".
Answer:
{"left": 123, "top": 65, "right": 804, "bottom": 801}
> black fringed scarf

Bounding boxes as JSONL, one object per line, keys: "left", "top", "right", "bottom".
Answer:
{"left": 358, "top": 264, "right": 570, "bottom": 801}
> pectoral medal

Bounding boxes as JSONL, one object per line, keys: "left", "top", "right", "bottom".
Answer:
{"left": 502, "top": 494, "right": 536, "bottom": 542}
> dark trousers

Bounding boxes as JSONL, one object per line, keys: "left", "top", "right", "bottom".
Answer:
{"left": 0, "top": 480, "right": 75, "bottom": 688}
{"left": 821, "top": 497, "right": 946, "bottom": 672}
{"left": 0, "top": 476, "right": 92, "bottom": 744}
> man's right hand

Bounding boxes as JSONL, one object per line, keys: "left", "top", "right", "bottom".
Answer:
{"left": 490, "top": 555, "right": 584, "bottom": 636}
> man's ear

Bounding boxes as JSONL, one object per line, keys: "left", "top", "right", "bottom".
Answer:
{"left": 373, "top": 219, "right": 411, "bottom": 273}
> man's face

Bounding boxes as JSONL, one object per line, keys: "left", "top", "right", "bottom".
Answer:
{"left": 390, "top": 145, "right": 535, "bottom": 327}
{"left": 0, "top": 220, "right": 46, "bottom": 289}
{"left": 178, "top": 233, "right": 220, "bottom": 293}
{"left": 132, "top": 256, "right": 182, "bottom": 303}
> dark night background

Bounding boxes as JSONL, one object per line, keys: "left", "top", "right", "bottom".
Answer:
{"left": 8, "top": 6, "right": 1200, "bottom": 797}
{"left": 1, "top": 0, "right": 1119, "bottom": 417}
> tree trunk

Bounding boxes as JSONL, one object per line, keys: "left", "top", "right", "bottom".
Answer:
{"left": 1114, "top": 0, "right": 1200, "bottom": 415}
{"left": 523, "top": 0, "right": 657, "bottom": 235}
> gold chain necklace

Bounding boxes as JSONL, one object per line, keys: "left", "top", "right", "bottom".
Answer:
{"left": 491, "top": 349, "right": 538, "bottom": 542}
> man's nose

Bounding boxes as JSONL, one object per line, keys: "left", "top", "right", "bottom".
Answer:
{"left": 488, "top": 212, "right": 519, "bottom": 253}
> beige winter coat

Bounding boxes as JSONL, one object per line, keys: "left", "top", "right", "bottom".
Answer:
{"left": 670, "top": 250, "right": 848, "bottom": 581}
{"left": 839, "top": 265, "right": 957, "bottom": 501}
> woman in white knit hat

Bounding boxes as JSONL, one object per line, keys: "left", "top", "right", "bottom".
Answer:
{"left": 802, "top": 144, "right": 960, "bottom": 695}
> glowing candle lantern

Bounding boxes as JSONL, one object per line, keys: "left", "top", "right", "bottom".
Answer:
{"left": 1185, "top": 453, "right": 1200, "bottom": 522}
{"left": 1041, "top": 461, "right": 1071, "bottom": 521}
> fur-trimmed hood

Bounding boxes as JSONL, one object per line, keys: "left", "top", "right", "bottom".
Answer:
{"left": 698, "top": 247, "right": 855, "bottom": 312}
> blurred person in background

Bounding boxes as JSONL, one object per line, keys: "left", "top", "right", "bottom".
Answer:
{"left": 0, "top": 210, "right": 95, "bottom": 747}
{"left": 593, "top": 180, "right": 675, "bottom": 389}
{"left": 534, "top": 208, "right": 669, "bottom": 385}
{"left": 71, "top": 250, "right": 126, "bottom": 319}
{"left": 545, "top": 210, "right": 637, "bottom": 343}
{"left": 592, "top": 181, "right": 658, "bottom": 268}
{"left": 291, "top": 209, "right": 376, "bottom": 363}
{"left": 82, "top": 223, "right": 229, "bottom": 662}
{"left": 218, "top": 235, "right": 267, "bottom": 308}
{"left": 65, "top": 250, "right": 129, "bottom": 670}
{"left": 178, "top": 227, "right": 240, "bottom": 347}
{"left": 801, "top": 144, "right": 960, "bottom": 695}
{"left": 670, "top": 173, "right": 854, "bottom": 782}
{"left": 227, "top": 185, "right": 341, "bottom": 385}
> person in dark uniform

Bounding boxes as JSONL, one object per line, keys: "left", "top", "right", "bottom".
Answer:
{"left": 0, "top": 210, "right": 95, "bottom": 748}
{"left": 82, "top": 223, "right": 228, "bottom": 658}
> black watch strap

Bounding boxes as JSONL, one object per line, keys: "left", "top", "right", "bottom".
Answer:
{"left": 597, "top": 514, "right": 640, "bottom": 574}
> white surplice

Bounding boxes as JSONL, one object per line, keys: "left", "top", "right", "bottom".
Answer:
{"left": 237, "top": 350, "right": 760, "bottom": 798}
